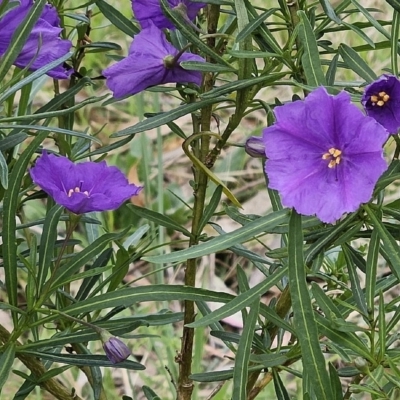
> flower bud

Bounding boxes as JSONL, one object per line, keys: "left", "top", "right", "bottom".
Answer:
{"left": 354, "top": 357, "right": 369, "bottom": 374}
{"left": 101, "top": 335, "right": 131, "bottom": 364}
{"left": 245, "top": 136, "right": 265, "bottom": 158}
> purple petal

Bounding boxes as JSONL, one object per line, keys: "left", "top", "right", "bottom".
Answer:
{"left": 132, "top": 0, "right": 206, "bottom": 30}
{"left": 361, "top": 74, "right": 400, "bottom": 133}
{"left": 264, "top": 87, "right": 388, "bottom": 223}
{"left": 0, "top": 0, "right": 72, "bottom": 78}
{"left": 30, "top": 151, "right": 142, "bottom": 214}
{"left": 103, "top": 22, "right": 204, "bottom": 97}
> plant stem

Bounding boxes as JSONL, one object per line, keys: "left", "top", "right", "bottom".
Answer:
{"left": 0, "top": 324, "right": 83, "bottom": 400}
{"left": 176, "top": 5, "right": 220, "bottom": 400}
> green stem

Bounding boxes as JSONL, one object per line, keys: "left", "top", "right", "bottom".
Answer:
{"left": 176, "top": 5, "right": 220, "bottom": 400}
{"left": 0, "top": 324, "right": 83, "bottom": 400}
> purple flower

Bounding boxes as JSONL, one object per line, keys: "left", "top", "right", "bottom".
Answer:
{"left": 263, "top": 87, "right": 388, "bottom": 224}
{"left": 361, "top": 74, "right": 400, "bottom": 134}
{"left": 102, "top": 337, "right": 131, "bottom": 364}
{"left": 245, "top": 136, "right": 266, "bottom": 158}
{"left": 30, "top": 151, "right": 142, "bottom": 214}
{"left": 132, "top": 0, "right": 206, "bottom": 30}
{"left": 0, "top": 0, "right": 72, "bottom": 79}
{"left": 103, "top": 22, "right": 204, "bottom": 98}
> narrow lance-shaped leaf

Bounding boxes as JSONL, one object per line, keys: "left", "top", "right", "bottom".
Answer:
{"left": 0, "top": 344, "right": 16, "bottom": 393}
{"left": 232, "top": 299, "right": 260, "bottom": 400}
{"left": 338, "top": 43, "right": 377, "bottom": 82}
{"left": 288, "top": 210, "right": 333, "bottom": 400}
{"left": 2, "top": 131, "right": 48, "bottom": 323}
{"left": 143, "top": 209, "right": 288, "bottom": 264}
{"left": 297, "top": 11, "right": 327, "bottom": 86}
{"left": 37, "top": 205, "right": 63, "bottom": 296}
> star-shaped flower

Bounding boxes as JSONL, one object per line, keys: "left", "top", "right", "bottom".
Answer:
{"left": 263, "top": 87, "right": 388, "bottom": 223}
{"left": 361, "top": 74, "right": 400, "bottom": 134}
{"left": 30, "top": 151, "right": 142, "bottom": 214}
{"left": 102, "top": 22, "right": 204, "bottom": 98}
{"left": 0, "top": 0, "right": 72, "bottom": 79}
{"left": 132, "top": 0, "right": 206, "bottom": 30}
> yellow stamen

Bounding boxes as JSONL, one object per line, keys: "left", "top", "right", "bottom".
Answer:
{"left": 67, "top": 186, "right": 89, "bottom": 197}
{"left": 322, "top": 147, "right": 342, "bottom": 168}
{"left": 370, "top": 91, "right": 390, "bottom": 107}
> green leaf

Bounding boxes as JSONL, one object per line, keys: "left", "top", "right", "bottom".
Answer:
{"left": 288, "top": 210, "right": 332, "bottom": 400}
{"left": 378, "top": 292, "right": 386, "bottom": 363}
{"left": 59, "top": 285, "right": 233, "bottom": 317}
{"left": 111, "top": 96, "right": 226, "bottom": 137}
{"left": 180, "top": 61, "right": 237, "bottom": 73}
{"left": 236, "top": 9, "right": 278, "bottom": 42}
{"left": 329, "top": 363, "right": 344, "bottom": 400}
{"left": 366, "top": 229, "right": 380, "bottom": 311}
{"left": 341, "top": 21, "right": 376, "bottom": 49}
{"left": 386, "top": 0, "right": 400, "bottom": 14}
{"left": 338, "top": 44, "right": 377, "bottom": 82}
{"left": 342, "top": 244, "right": 367, "bottom": 316}
{"left": 326, "top": 53, "right": 339, "bottom": 86}
{"left": 297, "top": 11, "right": 327, "bottom": 86}
{"left": 232, "top": 299, "right": 259, "bottom": 400}
{"left": 318, "top": 0, "right": 341, "bottom": 24}
{"left": 364, "top": 205, "right": 400, "bottom": 281}
{"left": 250, "top": 353, "right": 289, "bottom": 367}
{"left": 187, "top": 267, "right": 288, "bottom": 328}
{"left": 144, "top": 209, "right": 288, "bottom": 264}
{"left": 0, "top": 151, "right": 8, "bottom": 189}
{"left": 0, "top": 52, "right": 72, "bottom": 105}
{"left": 190, "top": 365, "right": 264, "bottom": 382}
{"left": 2, "top": 131, "right": 48, "bottom": 322}
{"left": 160, "top": 0, "right": 232, "bottom": 68}
{"left": 49, "top": 228, "right": 130, "bottom": 292}
{"left": 273, "top": 369, "right": 291, "bottom": 400}
{"left": 142, "top": 386, "right": 162, "bottom": 400}
{"left": 201, "top": 72, "right": 287, "bottom": 99}
{"left": 350, "top": 0, "right": 390, "bottom": 40}
{"left": 0, "top": 124, "right": 101, "bottom": 144}
{"left": 128, "top": 205, "right": 193, "bottom": 238}
{"left": 392, "top": 8, "right": 400, "bottom": 76}
{"left": 0, "top": 344, "right": 16, "bottom": 393}
{"left": 198, "top": 186, "right": 223, "bottom": 233}
{"left": 315, "top": 314, "right": 374, "bottom": 362}
{"left": 18, "top": 351, "right": 144, "bottom": 370}
{"left": 37, "top": 205, "right": 63, "bottom": 296}
{"left": 95, "top": 0, "right": 139, "bottom": 37}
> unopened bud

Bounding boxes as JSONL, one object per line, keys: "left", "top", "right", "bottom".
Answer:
{"left": 245, "top": 136, "right": 265, "bottom": 158}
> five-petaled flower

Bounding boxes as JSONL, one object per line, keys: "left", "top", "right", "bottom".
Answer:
{"left": 102, "top": 21, "right": 205, "bottom": 98}
{"left": 0, "top": 0, "right": 72, "bottom": 79}
{"left": 263, "top": 87, "right": 388, "bottom": 224}
{"left": 102, "top": 336, "right": 131, "bottom": 364}
{"left": 30, "top": 151, "right": 142, "bottom": 214}
{"left": 132, "top": 0, "right": 206, "bottom": 30}
{"left": 361, "top": 74, "right": 400, "bottom": 134}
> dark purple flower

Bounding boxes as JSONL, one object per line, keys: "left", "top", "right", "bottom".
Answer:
{"left": 263, "top": 87, "right": 388, "bottom": 223}
{"left": 245, "top": 136, "right": 266, "bottom": 158}
{"left": 30, "top": 151, "right": 142, "bottom": 214}
{"left": 132, "top": 0, "right": 206, "bottom": 30}
{"left": 361, "top": 74, "right": 400, "bottom": 134}
{"left": 103, "top": 22, "right": 204, "bottom": 98}
{"left": 102, "top": 337, "right": 131, "bottom": 364}
{"left": 0, "top": 0, "right": 72, "bottom": 79}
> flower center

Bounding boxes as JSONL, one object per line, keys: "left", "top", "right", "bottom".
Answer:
{"left": 370, "top": 91, "right": 390, "bottom": 107}
{"left": 322, "top": 147, "right": 342, "bottom": 168}
{"left": 67, "top": 181, "right": 89, "bottom": 197}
